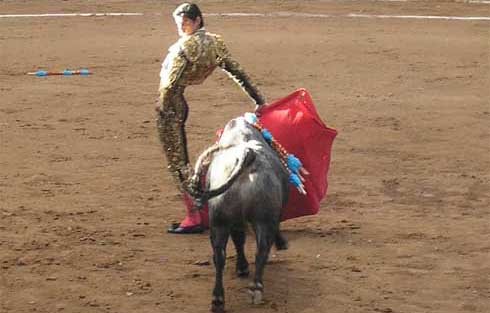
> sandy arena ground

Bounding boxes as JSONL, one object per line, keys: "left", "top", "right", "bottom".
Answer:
{"left": 1, "top": 1, "right": 489, "bottom": 312}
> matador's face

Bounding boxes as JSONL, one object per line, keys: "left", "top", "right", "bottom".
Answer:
{"left": 174, "top": 15, "right": 201, "bottom": 37}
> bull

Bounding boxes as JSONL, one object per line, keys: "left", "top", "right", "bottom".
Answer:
{"left": 188, "top": 115, "right": 291, "bottom": 312}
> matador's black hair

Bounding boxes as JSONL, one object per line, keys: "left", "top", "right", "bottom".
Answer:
{"left": 173, "top": 3, "right": 204, "bottom": 28}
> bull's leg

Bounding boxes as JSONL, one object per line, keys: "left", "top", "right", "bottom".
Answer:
{"left": 230, "top": 228, "right": 249, "bottom": 277}
{"left": 210, "top": 226, "right": 229, "bottom": 313}
{"left": 249, "top": 223, "right": 275, "bottom": 305}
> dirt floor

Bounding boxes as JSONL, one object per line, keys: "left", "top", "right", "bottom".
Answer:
{"left": 1, "top": 1, "right": 489, "bottom": 313}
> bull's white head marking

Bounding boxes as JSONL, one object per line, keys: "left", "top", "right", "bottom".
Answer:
{"left": 219, "top": 117, "right": 255, "bottom": 148}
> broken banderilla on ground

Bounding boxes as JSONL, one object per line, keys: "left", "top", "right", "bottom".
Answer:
{"left": 27, "top": 69, "right": 91, "bottom": 77}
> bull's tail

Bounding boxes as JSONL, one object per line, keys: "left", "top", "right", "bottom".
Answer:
{"left": 187, "top": 146, "right": 255, "bottom": 202}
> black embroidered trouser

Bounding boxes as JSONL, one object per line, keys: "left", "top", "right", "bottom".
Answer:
{"left": 156, "top": 87, "right": 191, "bottom": 192}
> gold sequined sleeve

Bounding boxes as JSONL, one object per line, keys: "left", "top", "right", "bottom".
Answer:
{"left": 215, "top": 35, "right": 265, "bottom": 106}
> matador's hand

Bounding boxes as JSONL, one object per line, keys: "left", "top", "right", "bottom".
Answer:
{"left": 254, "top": 104, "right": 267, "bottom": 117}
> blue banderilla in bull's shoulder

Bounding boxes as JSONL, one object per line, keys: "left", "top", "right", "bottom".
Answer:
{"left": 244, "top": 112, "right": 308, "bottom": 194}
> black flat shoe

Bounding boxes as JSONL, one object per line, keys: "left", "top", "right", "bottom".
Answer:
{"left": 167, "top": 224, "right": 205, "bottom": 234}
{"left": 169, "top": 223, "right": 181, "bottom": 230}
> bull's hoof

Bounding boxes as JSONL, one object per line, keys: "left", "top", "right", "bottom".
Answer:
{"left": 211, "top": 296, "right": 225, "bottom": 313}
{"left": 236, "top": 261, "right": 249, "bottom": 278}
{"left": 236, "top": 267, "right": 249, "bottom": 278}
{"left": 274, "top": 234, "right": 289, "bottom": 250}
{"left": 247, "top": 289, "right": 263, "bottom": 305}
{"left": 247, "top": 283, "right": 264, "bottom": 305}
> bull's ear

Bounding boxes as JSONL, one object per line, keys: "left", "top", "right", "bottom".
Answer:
{"left": 243, "top": 148, "right": 256, "bottom": 167}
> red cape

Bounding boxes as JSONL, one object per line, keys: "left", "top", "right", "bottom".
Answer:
{"left": 181, "top": 89, "right": 337, "bottom": 227}
{"left": 259, "top": 89, "right": 337, "bottom": 221}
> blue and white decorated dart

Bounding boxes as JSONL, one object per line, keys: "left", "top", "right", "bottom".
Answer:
{"left": 27, "top": 69, "right": 91, "bottom": 76}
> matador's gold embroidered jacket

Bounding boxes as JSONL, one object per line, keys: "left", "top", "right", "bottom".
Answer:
{"left": 159, "top": 28, "right": 265, "bottom": 105}
{"left": 156, "top": 28, "right": 265, "bottom": 192}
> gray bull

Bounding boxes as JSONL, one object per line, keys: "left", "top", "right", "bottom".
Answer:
{"left": 189, "top": 116, "right": 290, "bottom": 313}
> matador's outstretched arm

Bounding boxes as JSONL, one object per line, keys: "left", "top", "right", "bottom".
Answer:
{"left": 215, "top": 36, "right": 265, "bottom": 106}
{"left": 220, "top": 58, "right": 266, "bottom": 106}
